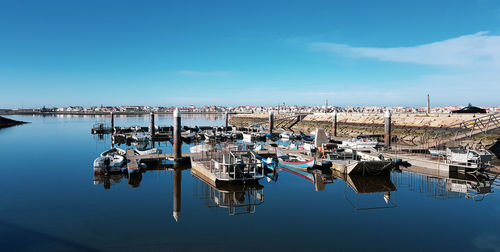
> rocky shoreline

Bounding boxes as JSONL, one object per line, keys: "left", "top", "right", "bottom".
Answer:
{"left": 0, "top": 116, "right": 28, "bottom": 129}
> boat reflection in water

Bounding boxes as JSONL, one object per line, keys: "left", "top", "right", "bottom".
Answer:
{"left": 335, "top": 171, "right": 398, "bottom": 210}
{"left": 93, "top": 173, "right": 143, "bottom": 189}
{"left": 392, "top": 166, "right": 497, "bottom": 201}
{"left": 92, "top": 159, "right": 186, "bottom": 222}
{"left": 277, "top": 165, "right": 336, "bottom": 191}
{"left": 192, "top": 173, "right": 264, "bottom": 216}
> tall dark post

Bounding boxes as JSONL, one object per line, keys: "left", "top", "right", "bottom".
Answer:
{"left": 149, "top": 112, "right": 155, "bottom": 139}
{"left": 384, "top": 110, "right": 392, "bottom": 148}
{"left": 427, "top": 94, "right": 430, "bottom": 114}
{"left": 173, "top": 168, "right": 181, "bottom": 222}
{"left": 173, "top": 108, "right": 182, "bottom": 160}
{"left": 332, "top": 110, "right": 337, "bottom": 137}
{"left": 269, "top": 110, "right": 274, "bottom": 134}
{"left": 225, "top": 111, "right": 229, "bottom": 130}
{"left": 110, "top": 112, "right": 114, "bottom": 133}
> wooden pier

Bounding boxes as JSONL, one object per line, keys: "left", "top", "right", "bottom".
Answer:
{"left": 125, "top": 149, "right": 196, "bottom": 172}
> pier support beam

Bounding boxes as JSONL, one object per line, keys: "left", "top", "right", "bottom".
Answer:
{"left": 149, "top": 112, "right": 155, "bottom": 139}
{"left": 173, "top": 108, "right": 182, "bottom": 162}
{"left": 384, "top": 110, "right": 392, "bottom": 148}
{"left": 173, "top": 168, "right": 181, "bottom": 222}
{"left": 269, "top": 110, "right": 274, "bottom": 134}
{"left": 110, "top": 112, "right": 114, "bottom": 133}
{"left": 332, "top": 110, "right": 337, "bottom": 137}
{"left": 225, "top": 111, "right": 229, "bottom": 130}
{"left": 427, "top": 94, "right": 431, "bottom": 114}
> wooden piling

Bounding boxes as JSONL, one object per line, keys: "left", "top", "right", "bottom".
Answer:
{"left": 427, "top": 94, "right": 431, "bottom": 114}
{"left": 332, "top": 110, "right": 337, "bottom": 137}
{"left": 173, "top": 168, "right": 181, "bottom": 222}
{"left": 269, "top": 110, "right": 274, "bottom": 134}
{"left": 225, "top": 111, "right": 229, "bottom": 129}
{"left": 110, "top": 112, "right": 114, "bottom": 133}
{"left": 384, "top": 110, "right": 391, "bottom": 147}
{"left": 149, "top": 112, "right": 155, "bottom": 138}
{"left": 173, "top": 108, "right": 182, "bottom": 160}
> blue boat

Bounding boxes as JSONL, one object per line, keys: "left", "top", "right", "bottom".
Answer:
{"left": 276, "top": 149, "right": 315, "bottom": 170}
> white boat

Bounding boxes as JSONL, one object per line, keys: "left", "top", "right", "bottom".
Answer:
{"left": 204, "top": 130, "right": 215, "bottom": 139}
{"left": 190, "top": 144, "right": 213, "bottom": 153}
{"left": 340, "top": 136, "right": 378, "bottom": 149}
{"left": 94, "top": 148, "right": 126, "bottom": 174}
{"left": 132, "top": 131, "right": 149, "bottom": 142}
{"left": 100, "top": 147, "right": 126, "bottom": 157}
{"left": 134, "top": 148, "right": 161, "bottom": 156}
{"left": 243, "top": 133, "right": 253, "bottom": 142}
{"left": 280, "top": 131, "right": 293, "bottom": 140}
{"left": 253, "top": 144, "right": 265, "bottom": 151}
{"left": 182, "top": 130, "right": 196, "bottom": 140}
{"left": 429, "top": 148, "right": 447, "bottom": 156}
{"left": 446, "top": 147, "right": 493, "bottom": 169}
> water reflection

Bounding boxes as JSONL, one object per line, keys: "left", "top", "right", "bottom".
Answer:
{"left": 337, "top": 172, "right": 398, "bottom": 210}
{"left": 277, "top": 166, "right": 336, "bottom": 191}
{"left": 173, "top": 168, "right": 181, "bottom": 221}
{"left": 392, "top": 167, "right": 497, "bottom": 201}
{"left": 93, "top": 173, "right": 125, "bottom": 189}
{"left": 192, "top": 174, "right": 264, "bottom": 215}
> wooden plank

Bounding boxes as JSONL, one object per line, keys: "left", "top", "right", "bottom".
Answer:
{"left": 126, "top": 149, "right": 139, "bottom": 172}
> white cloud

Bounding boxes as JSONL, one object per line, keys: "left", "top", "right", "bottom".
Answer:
{"left": 175, "top": 70, "right": 233, "bottom": 76}
{"left": 310, "top": 31, "right": 500, "bottom": 68}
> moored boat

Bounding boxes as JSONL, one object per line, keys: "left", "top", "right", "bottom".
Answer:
{"left": 131, "top": 131, "right": 150, "bottom": 142}
{"left": 276, "top": 149, "right": 315, "bottom": 170}
{"left": 340, "top": 136, "right": 378, "bottom": 149}
{"left": 190, "top": 144, "right": 213, "bottom": 153}
{"left": 300, "top": 131, "right": 314, "bottom": 142}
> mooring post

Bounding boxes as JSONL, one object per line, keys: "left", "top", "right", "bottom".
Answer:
{"left": 173, "top": 168, "right": 181, "bottom": 222}
{"left": 427, "top": 94, "right": 431, "bottom": 114}
{"left": 269, "top": 110, "right": 274, "bottom": 134}
{"left": 173, "top": 108, "right": 182, "bottom": 161}
{"left": 225, "top": 111, "right": 229, "bottom": 130}
{"left": 110, "top": 112, "right": 114, "bottom": 134}
{"left": 332, "top": 110, "right": 337, "bottom": 137}
{"left": 384, "top": 110, "right": 392, "bottom": 148}
{"left": 149, "top": 112, "right": 155, "bottom": 139}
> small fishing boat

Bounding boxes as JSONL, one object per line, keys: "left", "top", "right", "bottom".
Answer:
{"left": 242, "top": 133, "right": 253, "bottom": 142}
{"left": 190, "top": 144, "right": 213, "bottom": 153}
{"left": 276, "top": 149, "right": 315, "bottom": 170}
{"left": 94, "top": 148, "right": 126, "bottom": 174}
{"left": 100, "top": 147, "right": 127, "bottom": 157}
{"left": 429, "top": 148, "right": 446, "bottom": 156}
{"left": 300, "top": 131, "right": 314, "bottom": 142}
{"left": 340, "top": 136, "right": 379, "bottom": 149}
{"left": 280, "top": 131, "right": 294, "bottom": 140}
{"left": 131, "top": 131, "right": 149, "bottom": 142}
{"left": 446, "top": 147, "right": 493, "bottom": 170}
{"left": 133, "top": 148, "right": 161, "bottom": 156}
{"left": 204, "top": 130, "right": 215, "bottom": 139}
{"left": 181, "top": 130, "right": 196, "bottom": 141}
{"left": 253, "top": 144, "right": 266, "bottom": 151}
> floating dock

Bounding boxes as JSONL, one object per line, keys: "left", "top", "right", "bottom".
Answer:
{"left": 191, "top": 150, "right": 265, "bottom": 185}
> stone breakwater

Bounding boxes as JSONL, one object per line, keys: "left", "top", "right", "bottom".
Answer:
{"left": 232, "top": 113, "right": 481, "bottom": 128}
{"left": 229, "top": 113, "right": 500, "bottom": 148}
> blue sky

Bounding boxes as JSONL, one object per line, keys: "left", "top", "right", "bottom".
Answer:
{"left": 1, "top": 0, "right": 500, "bottom": 108}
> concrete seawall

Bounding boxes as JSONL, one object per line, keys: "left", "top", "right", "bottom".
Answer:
{"left": 232, "top": 112, "right": 484, "bottom": 128}
{"left": 229, "top": 113, "right": 500, "bottom": 149}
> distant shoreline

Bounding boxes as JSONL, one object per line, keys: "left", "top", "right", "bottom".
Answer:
{"left": 0, "top": 111, "right": 241, "bottom": 116}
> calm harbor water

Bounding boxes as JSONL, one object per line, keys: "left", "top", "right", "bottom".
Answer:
{"left": 1, "top": 115, "right": 500, "bottom": 252}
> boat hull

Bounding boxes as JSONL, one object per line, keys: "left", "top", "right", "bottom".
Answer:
{"left": 278, "top": 158, "right": 315, "bottom": 170}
